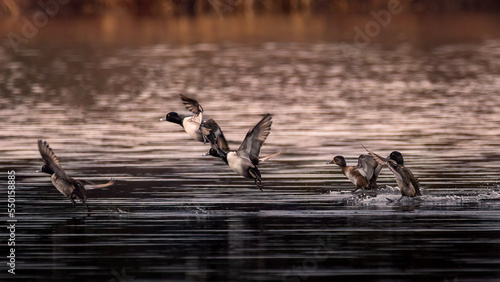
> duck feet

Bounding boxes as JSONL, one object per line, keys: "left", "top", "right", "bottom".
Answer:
{"left": 255, "top": 179, "right": 263, "bottom": 191}
{"left": 249, "top": 167, "right": 263, "bottom": 191}
{"left": 84, "top": 201, "right": 91, "bottom": 213}
{"left": 69, "top": 194, "right": 77, "bottom": 207}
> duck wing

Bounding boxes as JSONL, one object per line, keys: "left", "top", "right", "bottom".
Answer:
{"left": 201, "top": 118, "right": 230, "bottom": 152}
{"left": 356, "top": 154, "right": 378, "bottom": 180}
{"left": 201, "top": 123, "right": 224, "bottom": 159}
{"left": 405, "top": 167, "right": 421, "bottom": 196}
{"left": 38, "top": 139, "right": 68, "bottom": 179}
{"left": 387, "top": 161, "right": 405, "bottom": 183}
{"left": 180, "top": 94, "right": 203, "bottom": 125}
{"left": 363, "top": 145, "right": 421, "bottom": 195}
{"left": 362, "top": 145, "right": 389, "bottom": 167}
{"left": 391, "top": 164, "right": 422, "bottom": 195}
{"left": 237, "top": 114, "right": 272, "bottom": 165}
{"left": 363, "top": 145, "right": 403, "bottom": 180}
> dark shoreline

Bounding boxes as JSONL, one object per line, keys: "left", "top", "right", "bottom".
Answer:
{"left": 3, "top": 0, "right": 500, "bottom": 19}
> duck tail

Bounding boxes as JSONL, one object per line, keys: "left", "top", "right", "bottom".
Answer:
{"left": 259, "top": 147, "right": 287, "bottom": 163}
{"left": 84, "top": 178, "right": 116, "bottom": 190}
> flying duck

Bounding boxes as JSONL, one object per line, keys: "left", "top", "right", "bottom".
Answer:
{"left": 328, "top": 154, "right": 382, "bottom": 192}
{"left": 202, "top": 114, "right": 276, "bottom": 190}
{"left": 160, "top": 94, "right": 229, "bottom": 151}
{"left": 37, "top": 139, "right": 115, "bottom": 212}
{"left": 363, "top": 147, "right": 421, "bottom": 198}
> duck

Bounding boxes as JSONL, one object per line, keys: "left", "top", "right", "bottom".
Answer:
{"left": 160, "top": 94, "right": 229, "bottom": 151}
{"left": 37, "top": 139, "right": 115, "bottom": 212}
{"left": 363, "top": 147, "right": 421, "bottom": 198}
{"left": 203, "top": 117, "right": 286, "bottom": 163}
{"left": 202, "top": 114, "right": 276, "bottom": 191}
{"left": 328, "top": 154, "right": 382, "bottom": 192}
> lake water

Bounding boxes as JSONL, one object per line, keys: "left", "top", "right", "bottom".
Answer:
{"left": 1, "top": 15, "right": 500, "bottom": 281}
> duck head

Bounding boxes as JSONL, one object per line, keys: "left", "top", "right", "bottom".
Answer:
{"left": 37, "top": 164, "right": 54, "bottom": 175}
{"left": 328, "top": 156, "right": 346, "bottom": 167}
{"left": 204, "top": 147, "right": 228, "bottom": 165}
{"left": 204, "top": 148, "right": 221, "bottom": 158}
{"left": 389, "top": 151, "right": 404, "bottom": 165}
{"left": 160, "top": 112, "right": 183, "bottom": 126}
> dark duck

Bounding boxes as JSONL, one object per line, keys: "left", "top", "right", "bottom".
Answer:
{"left": 37, "top": 139, "right": 115, "bottom": 212}
{"left": 328, "top": 154, "right": 382, "bottom": 192}
{"left": 363, "top": 147, "right": 421, "bottom": 198}
{"left": 202, "top": 114, "right": 284, "bottom": 191}
{"left": 160, "top": 94, "right": 229, "bottom": 152}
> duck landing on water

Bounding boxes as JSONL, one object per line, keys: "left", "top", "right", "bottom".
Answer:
{"left": 37, "top": 139, "right": 115, "bottom": 212}
{"left": 363, "top": 146, "right": 422, "bottom": 202}
{"left": 328, "top": 154, "right": 382, "bottom": 193}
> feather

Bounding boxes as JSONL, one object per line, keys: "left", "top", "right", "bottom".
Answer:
{"left": 237, "top": 114, "right": 272, "bottom": 165}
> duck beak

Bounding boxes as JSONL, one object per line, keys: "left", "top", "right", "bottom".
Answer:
{"left": 159, "top": 117, "right": 166, "bottom": 121}
{"left": 36, "top": 169, "right": 41, "bottom": 173}
{"left": 327, "top": 161, "right": 334, "bottom": 164}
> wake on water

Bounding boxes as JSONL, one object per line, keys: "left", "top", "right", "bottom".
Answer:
{"left": 328, "top": 186, "right": 500, "bottom": 207}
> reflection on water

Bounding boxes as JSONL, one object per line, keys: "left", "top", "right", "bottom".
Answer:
{"left": 1, "top": 27, "right": 500, "bottom": 280}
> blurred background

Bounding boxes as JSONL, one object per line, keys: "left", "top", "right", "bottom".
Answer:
{"left": 2, "top": 0, "right": 500, "bottom": 45}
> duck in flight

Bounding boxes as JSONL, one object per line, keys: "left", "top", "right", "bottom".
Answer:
{"left": 160, "top": 94, "right": 229, "bottom": 152}
{"left": 37, "top": 139, "right": 115, "bottom": 212}
{"left": 363, "top": 146, "right": 421, "bottom": 199}
{"left": 328, "top": 154, "right": 382, "bottom": 192}
{"left": 202, "top": 114, "right": 283, "bottom": 191}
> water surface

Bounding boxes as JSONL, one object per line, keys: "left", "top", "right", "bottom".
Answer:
{"left": 1, "top": 18, "right": 500, "bottom": 281}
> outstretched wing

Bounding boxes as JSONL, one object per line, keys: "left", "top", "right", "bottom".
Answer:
{"left": 180, "top": 94, "right": 203, "bottom": 123}
{"left": 38, "top": 139, "right": 68, "bottom": 179}
{"left": 365, "top": 148, "right": 401, "bottom": 181}
{"left": 357, "top": 154, "right": 377, "bottom": 180}
{"left": 201, "top": 118, "right": 230, "bottom": 152}
{"left": 237, "top": 114, "right": 272, "bottom": 165}
{"left": 362, "top": 145, "right": 390, "bottom": 167}
{"left": 180, "top": 94, "right": 203, "bottom": 115}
